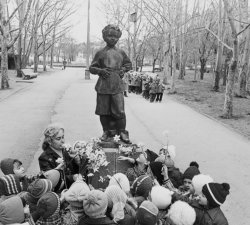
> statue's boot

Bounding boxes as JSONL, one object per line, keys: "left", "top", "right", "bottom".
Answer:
{"left": 119, "top": 130, "right": 131, "bottom": 144}
{"left": 100, "top": 130, "right": 110, "bottom": 142}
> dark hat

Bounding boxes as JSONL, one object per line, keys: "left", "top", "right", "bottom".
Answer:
{"left": 202, "top": 182, "right": 230, "bottom": 208}
{"left": 27, "top": 179, "right": 53, "bottom": 199}
{"left": 144, "top": 149, "right": 158, "bottom": 163}
{"left": 0, "top": 158, "right": 21, "bottom": 175}
{"left": 37, "top": 192, "right": 60, "bottom": 219}
{"left": 131, "top": 175, "right": 154, "bottom": 198}
{"left": 183, "top": 166, "right": 200, "bottom": 180}
{"left": 136, "top": 200, "right": 158, "bottom": 225}
{"left": 149, "top": 161, "right": 164, "bottom": 185}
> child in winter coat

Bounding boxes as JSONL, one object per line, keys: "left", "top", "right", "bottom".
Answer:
{"left": 0, "top": 195, "right": 35, "bottom": 225}
{"left": 192, "top": 182, "right": 230, "bottom": 225}
{"left": 78, "top": 190, "right": 116, "bottom": 225}
{"left": 61, "top": 179, "right": 90, "bottom": 225}
{"left": 33, "top": 191, "right": 62, "bottom": 225}
{"left": 136, "top": 200, "right": 159, "bottom": 225}
{"left": 0, "top": 158, "right": 40, "bottom": 201}
{"left": 105, "top": 185, "right": 136, "bottom": 225}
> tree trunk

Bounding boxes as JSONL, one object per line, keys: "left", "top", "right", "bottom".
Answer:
{"left": 213, "top": 0, "right": 223, "bottom": 91}
{"left": 193, "top": 53, "right": 198, "bottom": 82}
{"left": 236, "top": 1, "right": 249, "bottom": 98}
{"left": 33, "top": 0, "right": 39, "bottom": 73}
{"left": 200, "top": 59, "right": 206, "bottom": 80}
{"left": 0, "top": 0, "right": 10, "bottom": 89}
{"left": 222, "top": 0, "right": 238, "bottom": 118}
{"left": 169, "top": 33, "right": 176, "bottom": 94}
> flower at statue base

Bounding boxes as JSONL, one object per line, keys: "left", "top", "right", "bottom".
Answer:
{"left": 75, "top": 138, "right": 110, "bottom": 179}
{"left": 113, "top": 135, "right": 121, "bottom": 142}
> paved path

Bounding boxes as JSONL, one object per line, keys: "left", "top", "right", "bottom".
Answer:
{"left": 0, "top": 68, "right": 249, "bottom": 224}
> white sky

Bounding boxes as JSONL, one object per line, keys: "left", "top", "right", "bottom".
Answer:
{"left": 69, "top": 0, "right": 107, "bottom": 43}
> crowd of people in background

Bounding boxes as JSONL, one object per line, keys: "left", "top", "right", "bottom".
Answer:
{"left": 0, "top": 123, "right": 230, "bottom": 225}
{"left": 123, "top": 71, "right": 166, "bottom": 103}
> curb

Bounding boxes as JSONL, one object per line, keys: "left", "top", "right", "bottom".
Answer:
{"left": 0, "top": 85, "right": 31, "bottom": 102}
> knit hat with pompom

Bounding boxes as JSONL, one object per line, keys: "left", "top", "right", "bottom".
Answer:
{"left": 64, "top": 180, "right": 90, "bottom": 208}
{"left": 167, "top": 200, "right": 196, "bottom": 225}
{"left": 82, "top": 190, "right": 108, "bottom": 218}
{"left": 192, "top": 174, "right": 213, "bottom": 195}
{"left": 202, "top": 182, "right": 230, "bottom": 208}
{"left": 150, "top": 186, "right": 173, "bottom": 209}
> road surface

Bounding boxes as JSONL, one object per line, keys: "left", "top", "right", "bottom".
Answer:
{"left": 0, "top": 68, "right": 249, "bottom": 224}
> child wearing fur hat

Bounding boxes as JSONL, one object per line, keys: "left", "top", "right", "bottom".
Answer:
{"left": 78, "top": 190, "right": 116, "bottom": 225}
{"left": 0, "top": 195, "right": 35, "bottom": 225}
{"left": 61, "top": 179, "right": 90, "bottom": 225}
{"left": 164, "top": 200, "right": 196, "bottom": 225}
{"left": 32, "top": 191, "right": 62, "bottom": 225}
{"left": 105, "top": 185, "right": 136, "bottom": 225}
{"left": 191, "top": 182, "right": 230, "bottom": 225}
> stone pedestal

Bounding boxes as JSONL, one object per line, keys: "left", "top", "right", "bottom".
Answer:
{"left": 88, "top": 146, "right": 140, "bottom": 190}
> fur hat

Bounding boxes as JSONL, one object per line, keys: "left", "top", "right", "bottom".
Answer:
{"left": 102, "top": 24, "right": 122, "bottom": 38}
{"left": 109, "top": 173, "right": 130, "bottom": 194}
{"left": 27, "top": 179, "right": 53, "bottom": 199}
{"left": 105, "top": 185, "right": 127, "bottom": 222}
{"left": 0, "top": 158, "right": 22, "bottom": 175}
{"left": 202, "top": 183, "right": 230, "bottom": 208}
{"left": 183, "top": 165, "right": 200, "bottom": 181}
{"left": 167, "top": 200, "right": 196, "bottom": 225}
{"left": 136, "top": 200, "right": 158, "bottom": 225}
{"left": 64, "top": 180, "right": 90, "bottom": 208}
{"left": 131, "top": 175, "right": 154, "bottom": 198}
{"left": 37, "top": 192, "right": 60, "bottom": 219}
{"left": 82, "top": 190, "right": 108, "bottom": 218}
{"left": 192, "top": 174, "right": 213, "bottom": 195}
{"left": 150, "top": 186, "right": 172, "bottom": 209}
{"left": 0, "top": 196, "right": 25, "bottom": 224}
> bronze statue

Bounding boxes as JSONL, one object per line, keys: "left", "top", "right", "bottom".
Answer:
{"left": 89, "top": 25, "right": 132, "bottom": 144}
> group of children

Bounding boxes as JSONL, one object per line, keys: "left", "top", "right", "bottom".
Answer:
{"left": 0, "top": 144, "right": 230, "bottom": 225}
{"left": 125, "top": 71, "right": 166, "bottom": 103}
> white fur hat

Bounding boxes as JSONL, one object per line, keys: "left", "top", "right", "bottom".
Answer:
{"left": 150, "top": 186, "right": 173, "bottom": 209}
{"left": 109, "top": 173, "right": 130, "bottom": 194}
{"left": 192, "top": 174, "right": 214, "bottom": 195}
{"left": 167, "top": 200, "right": 196, "bottom": 225}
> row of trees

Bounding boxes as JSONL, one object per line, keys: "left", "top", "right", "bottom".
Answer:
{"left": 101, "top": 0, "right": 250, "bottom": 118}
{"left": 0, "top": 0, "right": 77, "bottom": 89}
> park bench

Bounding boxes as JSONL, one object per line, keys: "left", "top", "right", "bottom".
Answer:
{"left": 21, "top": 68, "right": 38, "bottom": 80}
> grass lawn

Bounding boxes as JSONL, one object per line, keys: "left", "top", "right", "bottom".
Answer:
{"left": 161, "top": 69, "right": 250, "bottom": 139}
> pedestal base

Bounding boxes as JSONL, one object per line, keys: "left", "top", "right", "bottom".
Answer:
{"left": 88, "top": 146, "right": 140, "bottom": 190}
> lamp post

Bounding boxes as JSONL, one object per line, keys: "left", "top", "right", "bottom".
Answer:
{"left": 85, "top": 0, "right": 90, "bottom": 79}
{"left": 130, "top": 11, "right": 137, "bottom": 71}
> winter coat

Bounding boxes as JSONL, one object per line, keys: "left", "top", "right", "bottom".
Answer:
{"left": 149, "top": 83, "right": 158, "bottom": 94}
{"left": 157, "top": 84, "right": 165, "bottom": 93}
{"left": 78, "top": 216, "right": 117, "bottom": 225}
{"left": 191, "top": 202, "right": 229, "bottom": 225}
{"left": 38, "top": 145, "right": 79, "bottom": 188}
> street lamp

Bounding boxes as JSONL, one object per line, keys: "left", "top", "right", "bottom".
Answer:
{"left": 85, "top": 0, "right": 90, "bottom": 79}
{"left": 130, "top": 11, "right": 137, "bottom": 71}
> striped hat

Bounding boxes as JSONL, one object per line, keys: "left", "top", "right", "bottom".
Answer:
{"left": 0, "top": 175, "right": 22, "bottom": 195}
{"left": 27, "top": 179, "right": 53, "bottom": 199}
{"left": 202, "top": 182, "right": 230, "bottom": 208}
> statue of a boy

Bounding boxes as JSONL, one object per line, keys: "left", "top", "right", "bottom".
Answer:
{"left": 89, "top": 25, "right": 132, "bottom": 144}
